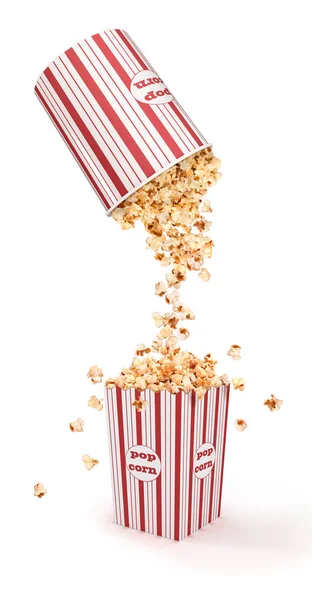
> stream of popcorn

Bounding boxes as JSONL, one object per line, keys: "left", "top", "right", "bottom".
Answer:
{"left": 105, "top": 148, "right": 230, "bottom": 400}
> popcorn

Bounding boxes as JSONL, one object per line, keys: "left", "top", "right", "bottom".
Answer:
{"left": 69, "top": 418, "right": 84, "bottom": 432}
{"left": 87, "top": 365, "right": 103, "bottom": 384}
{"left": 34, "top": 482, "right": 47, "bottom": 498}
{"left": 110, "top": 148, "right": 228, "bottom": 398}
{"left": 88, "top": 395, "right": 103, "bottom": 411}
{"left": 165, "top": 290, "right": 180, "bottom": 305}
{"left": 264, "top": 394, "right": 283, "bottom": 412}
{"left": 220, "top": 374, "right": 230, "bottom": 386}
{"left": 227, "top": 345, "right": 241, "bottom": 360}
{"left": 105, "top": 351, "right": 225, "bottom": 395}
{"left": 136, "top": 344, "right": 151, "bottom": 356}
{"left": 178, "top": 327, "right": 190, "bottom": 340}
{"left": 82, "top": 455, "right": 99, "bottom": 470}
{"left": 105, "top": 379, "right": 116, "bottom": 389}
{"left": 235, "top": 419, "right": 247, "bottom": 432}
{"left": 134, "top": 376, "right": 147, "bottom": 390}
{"left": 198, "top": 268, "right": 210, "bottom": 282}
{"left": 232, "top": 378, "right": 245, "bottom": 391}
{"left": 132, "top": 397, "right": 149, "bottom": 412}
{"left": 155, "top": 281, "right": 167, "bottom": 296}
{"left": 152, "top": 312, "right": 164, "bottom": 328}
{"left": 201, "top": 200, "right": 212, "bottom": 213}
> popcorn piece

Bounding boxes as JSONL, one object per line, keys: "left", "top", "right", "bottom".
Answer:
{"left": 88, "top": 395, "right": 103, "bottom": 411}
{"left": 69, "top": 418, "right": 84, "bottom": 432}
{"left": 132, "top": 397, "right": 149, "bottom": 412}
{"left": 235, "top": 419, "right": 247, "bottom": 432}
{"left": 136, "top": 344, "right": 151, "bottom": 356}
{"left": 201, "top": 200, "right": 212, "bottom": 213}
{"left": 165, "top": 290, "right": 180, "bottom": 305}
{"left": 134, "top": 376, "right": 147, "bottom": 390}
{"left": 152, "top": 312, "right": 164, "bottom": 328}
{"left": 178, "top": 327, "right": 190, "bottom": 340}
{"left": 34, "top": 482, "right": 47, "bottom": 498}
{"left": 198, "top": 268, "right": 210, "bottom": 282}
{"left": 155, "top": 281, "right": 167, "bottom": 296}
{"left": 232, "top": 377, "right": 245, "bottom": 391}
{"left": 264, "top": 394, "right": 283, "bottom": 412}
{"left": 87, "top": 365, "right": 103, "bottom": 384}
{"left": 220, "top": 374, "right": 230, "bottom": 386}
{"left": 227, "top": 345, "right": 241, "bottom": 360}
{"left": 82, "top": 455, "right": 99, "bottom": 470}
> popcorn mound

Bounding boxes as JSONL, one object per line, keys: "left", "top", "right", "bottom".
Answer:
{"left": 106, "top": 148, "right": 227, "bottom": 399}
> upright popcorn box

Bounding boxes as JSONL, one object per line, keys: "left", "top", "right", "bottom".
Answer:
{"left": 105, "top": 386, "right": 230, "bottom": 541}
{"left": 35, "top": 29, "right": 210, "bottom": 214}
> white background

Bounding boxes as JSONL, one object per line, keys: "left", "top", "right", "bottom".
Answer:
{"left": 0, "top": 0, "right": 317, "bottom": 596}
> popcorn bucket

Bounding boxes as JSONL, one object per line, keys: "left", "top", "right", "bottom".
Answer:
{"left": 35, "top": 29, "right": 210, "bottom": 215}
{"left": 105, "top": 385, "right": 230, "bottom": 541}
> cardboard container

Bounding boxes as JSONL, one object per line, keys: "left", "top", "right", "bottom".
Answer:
{"left": 105, "top": 385, "right": 230, "bottom": 541}
{"left": 35, "top": 29, "right": 210, "bottom": 215}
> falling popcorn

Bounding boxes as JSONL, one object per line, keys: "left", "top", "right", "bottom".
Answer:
{"left": 82, "top": 455, "right": 99, "bottom": 470}
{"left": 264, "top": 394, "right": 283, "bottom": 412}
{"left": 178, "top": 327, "right": 190, "bottom": 341}
{"left": 235, "top": 419, "right": 247, "bottom": 432}
{"left": 201, "top": 199, "right": 212, "bottom": 213}
{"left": 106, "top": 148, "right": 231, "bottom": 397}
{"left": 232, "top": 378, "right": 245, "bottom": 391}
{"left": 87, "top": 365, "right": 103, "bottom": 384}
{"left": 136, "top": 344, "right": 151, "bottom": 356}
{"left": 34, "top": 482, "right": 47, "bottom": 498}
{"left": 227, "top": 345, "right": 241, "bottom": 360}
{"left": 155, "top": 281, "right": 167, "bottom": 296}
{"left": 69, "top": 418, "right": 84, "bottom": 432}
{"left": 198, "top": 268, "right": 210, "bottom": 282}
{"left": 88, "top": 395, "right": 103, "bottom": 411}
{"left": 132, "top": 397, "right": 149, "bottom": 412}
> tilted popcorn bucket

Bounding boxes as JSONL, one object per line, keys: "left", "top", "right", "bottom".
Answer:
{"left": 34, "top": 29, "right": 211, "bottom": 214}
{"left": 105, "top": 385, "right": 230, "bottom": 541}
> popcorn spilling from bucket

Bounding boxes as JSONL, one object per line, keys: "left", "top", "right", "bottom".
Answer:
{"left": 105, "top": 148, "right": 228, "bottom": 399}
{"left": 34, "top": 27, "right": 284, "bottom": 541}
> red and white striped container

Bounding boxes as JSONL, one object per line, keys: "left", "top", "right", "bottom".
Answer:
{"left": 105, "top": 385, "right": 230, "bottom": 541}
{"left": 35, "top": 29, "right": 210, "bottom": 214}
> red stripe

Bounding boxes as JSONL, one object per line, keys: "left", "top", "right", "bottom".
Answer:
{"left": 218, "top": 386, "right": 230, "bottom": 517}
{"left": 35, "top": 87, "right": 111, "bottom": 209}
{"left": 64, "top": 48, "right": 156, "bottom": 180}
{"left": 135, "top": 391, "right": 145, "bottom": 532}
{"left": 174, "top": 393, "right": 182, "bottom": 541}
{"left": 38, "top": 78, "right": 116, "bottom": 201}
{"left": 158, "top": 105, "right": 190, "bottom": 153}
{"left": 119, "top": 30, "right": 204, "bottom": 154}
{"left": 107, "top": 30, "right": 137, "bottom": 76}
{"left": 119, "top": 29, "right": 205, "bottom": 149}
{"left": 105, "top": 392, "right": 120, "bottom": 524}
{"left": 154, "top": 392, "right": 162, "bottom": 537}
{"left": 92, "top": 34, "right": 183, "bottom": 159}
{"left": 169, "top": 102, "right": 204, "bottom": 147}
{"left": 115, "top": 388, "right": 129, "bottom": 527}
{"left": 58, "top": 55, "right": 142, "bottom": 184}
{"left": 115, "top": 29, "right": 147, "bottom": 70}
{"left": 86, "top": 37, "right": 169, "bottom": 168}
{"left": 208, "top": 388, "right": 220, "bottom": 522}
{"left": 44, "top": 67, "right": 128, "bottom": 197}
{"left": 187, "top": 392, "right": 196, "bottom": 537}
{"left": 54, "top": 61, "right": 136, "bottom": 189}
{"left": 198, "top": 392, "right": 209, "bottom": 530}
